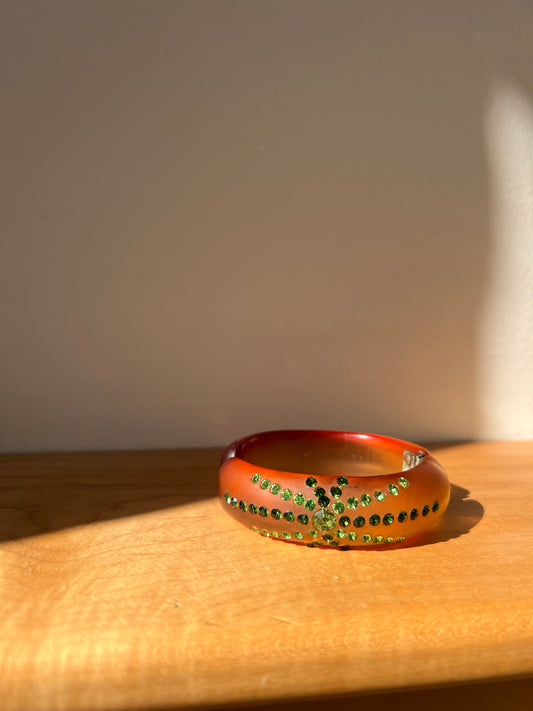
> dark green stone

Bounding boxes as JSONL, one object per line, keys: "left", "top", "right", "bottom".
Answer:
{"left": 297, "top": 513, "right": 309, "bottom": 525}
{"left": 347, "top": 497, "right": 359, "bottom": 509}
{"left": 374, "top": 535, "right": 384, "bottom": 543}
{"left": 314, "top": 487, "right": 325, "bottom": 498}
{"left": 432, "top": 501, "right": 440, "bottom": 512}
{"left": 239, "top": 500, "right": 247, "bottom": 512}
{"left": 398, "top": 510, "right": 407, "bottom": 522}
{"left": 361, "top": 534, "right": 372, "bottom": 543}
{"left": 369, "top": 514, "right": 380, "bottom": 526}
{"left": 339, "top": 516, "right": 350, "bottom": 527}
{"left": 422, "top": 505, "right": 430, "bottom": 517}
{"left": 330, "top": 486, "right": 342, "bottom": 499}
{"left": 258, "top": 506, "right": 269, "bottom": 517}
{"left": 387, "top": 484, "right": 399, "bottom": 496}
{"left": 337, "top": 476, "right": 348, "bottom": 487}
{"left": 383, "top": 513, "right": 394, "bottom": 525}
{"left": 306, "top": 476, "right": 317, "bottom": 488}
{"left": 354, "top": 516, "right": 365, "bottom": 528}
{"left": 322, "top": 534, "right": 333, "bottom": 541}
{"left": 304, "top": 499, "right": 316, "bottom": 511}
{"left": 318, "top": 495, "right": 330, "bottom": 508}
{"left": 410, "top": 508, "right": 419, "bottom": 520}
{"left": 283, "top": 511, "right": 295, "bottom": 522}
{"left": 281, "top": 532, "right": 291, "bottom": 540}
{"left": 360, "top": 494, "right": 372, "bottom": 507}
{"left": 248, "top": 503, "right": 258, "bottom": 515}
{"left": 231, "top": 497, "right": 238, "bottom": 507}
{"left": 293, "top": 532, "right": 303, "bottom": 540}
{"left": 346, "top": 532, "right": 358, "bottom": 541}
{"left": 271, "top": 508, "right": 282, "bottom": 520}
{"left": 375, "top": 490, "right": 386, "bottom": 502}
{"left": 224, "top": 493, "right": 231, "bottom": 504}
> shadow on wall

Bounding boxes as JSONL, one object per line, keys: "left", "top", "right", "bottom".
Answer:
{"left": 1, "top": 1, "right": 533, "bottom": 450}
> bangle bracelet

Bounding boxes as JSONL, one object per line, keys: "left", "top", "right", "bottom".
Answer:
{"left": 219, "top": 430, "right": 450, "bottom": 548}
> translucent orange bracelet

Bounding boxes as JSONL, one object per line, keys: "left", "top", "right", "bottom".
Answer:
{"left": 219, "top": 430, "right": 450, "bottom": 548}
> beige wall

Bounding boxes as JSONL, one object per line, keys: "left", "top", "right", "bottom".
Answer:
{"left": 2, "top": 1, "right": 533, "bottom": 452}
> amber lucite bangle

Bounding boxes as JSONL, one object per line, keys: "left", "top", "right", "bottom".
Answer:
{"left": 219, "top": 430, "right": 450, "bottom": 548}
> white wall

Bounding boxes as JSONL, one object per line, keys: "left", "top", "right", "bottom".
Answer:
{"left": 1, "top": 1, "right": 533, "bottom": 451}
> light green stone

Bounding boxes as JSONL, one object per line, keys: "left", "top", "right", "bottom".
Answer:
{"left": 281, "top": 488, "right": 292, "bottom": 501}
{"left": 270, "top": 483, "right": 281, "bottom": 495}
{"left": 304, "top": 499, "right": 316, "bottom": 511}
{"left": 385, "top": 536, "right": 394, "bottom": 543}
{"left": 375, "top": 490, "right": 386, "bottom": 502}
{"left": 293, "top": 532, "right": 303, "bottom": 540}
{"left": 333, "top": 501, "right": 345, "bottom": 514}
{"left": 361, "top": 534, "right": 372, "bottom": 543}
{"left": 308, "top": 530, "right": 318, "bottom": 538}
{"left": 397, "top": 536, "right": 406, "bottom": 542}
{"left": 312, "top": 509, "right": 337, "bottom": 531}
{"left": 270, "top": 531, "right": 279, "bottom": 538}
{"left": 281, "top": 532, "right": 291, "bottom": 540}
{"left": 374, "top": 535, "right": 384, "bottom": 543}
{"left": 346, "top": 532, "right": 358, "bottom": 541}
{"left": 347, "top": 497, "right": 359, "bottom": 509}
{"left": 293, "top": 493, "right": 305, "bottom": 506}
{"left": 387, "top": 484, "right": 399, "bottom": 496}
{"left": 360, "top": 494, "right": 372, "bottom": 507}
{"left": 336, "top": 529, "right": 346, "bottom": 539}
{"left": 398, "top": 477, "right": 410, "bottom": 488}
{"left": 251, "top": 474, "right": 261, "bottom": 484}
{"left": 260, "top": 479, "right": 271, "bottom": 490}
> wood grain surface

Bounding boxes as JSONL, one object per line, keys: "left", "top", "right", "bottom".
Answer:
{"left": 0, "top": 442, "right": 532, "bottom": 711}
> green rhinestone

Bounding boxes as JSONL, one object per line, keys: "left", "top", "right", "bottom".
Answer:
{"left": 336, "top": 529, "right": 346, "bottom": 539}
{"left": 360, "top": 494, "right": 372, "bottom": 507}
{"left": 293, "top": 493, "right": 305, "bottom": 506}
{"left": 361, "top": 534, "right": 372, "bottom": 543}
{"left": 258, "top": 506, "right": 269, "bottom": 517}
{"left": 270, "top": 483, "right": 281, "bottom": 495}
{"left": 422, "top": 505, "right": 430, "bottom": 517}
{"left": 281, "top": 532, "right": 291, "bottom": 540}
{"left": 337, "top": 476, "right": 348, "bottom": 487}
{"left": 385, "top": 536, "right": 394, "bottom": 543}
{"left": 388, "top": 484, "right": 399, "bottom": 496}
{"left": 333, "top": 501, "right": 345, "bottom": 514}
{"left": 251, "top": 474, "right": 261, "bottom": 484}
{"left": 312, "top": 509, "right": 337, "bottom": 531}
{"left": 338, "top": 515, "right": 350, "bottom": 527}
{"left": 304, "top": 499, "right": 316, "bottom": 511}
{"left": 293, "top": 532, "right": 303, "bottom": 540}
{"left": 354, "top": 516, "right": 365, "bottom": 528}
{"left": 399, "top": 477, "right": 410, "bottom": 488}
{"left": 369, "top": 514, "right": 381, "bottom": 526}
{"left": 346, "top": 532, "right": 358, "bottom": 541}
{"left": 248, "top": 503, "right": 258, "bottom": 515}
{"left": 375, "top": 490, "right": 386, "bottom": 502}
{"left": 305, "top": 476, "right": 317, "bottom": 488}
{"left": 317, "top": 495, "right": 330, "bottom": 508}
{"left": 410, "top": 508, "right": 419, "bottom": 520}
{"left": 374, "top": 535, "right": 384, "bottom": 543}
{"left": 398, "top": 510, "right": 407, "bottom": 522}
{"left": 297, "top": 513, "right": 309, "bottom": 525}
{"left": 283, "top": 511, "right": 295, "bottom": 522}
{"left": 231, "top": 497, "right": 238, "bottom": 507}
{"left": 432, "top": 501, "right": 440, "bottom": 512}
{"left": 329, "top": 539, "right": 339, "bottom": 546}
{"left": 330, "top": 486, "right": 342, "bottom": 499}
{"left": 260, "top": 479, "right": 271, "bottom": 490}
{"left": 397, "top": 536, "right": 406, "bottom": 542}
{"left": 251, "top": 526, "right": 259, "bottom": 533}
{"left": 322, "top": 534, "right": 333, "bottom": 541}
{"left": 347, "top": 497, "right": 359, "bottom": 509}
{"left": 239, "top": 500, "right": 247, "bottom": 511}
{"left": 308, "top": 530, "right": 318, "bottom": 538}
{"left": 281, "top": 488, "right": 292, "bottom": 501}
{"left": 383, "top": 513, "right": 394, "bottom": 525}
{"left": 314, "top": 487, "right": 326, "bottom": 498}
{"left": 224, "top": 493, "right": 231, "bottom": 504}
{"left": 271, "top": 508, "right": 282, "bottom": 520}
{"left": 261, "top": 530, "right": 269, "bottom": 536}
{"left": 270, "top": 531, "right": 279, "bottom": 538}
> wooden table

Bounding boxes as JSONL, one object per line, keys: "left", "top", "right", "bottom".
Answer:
{"left": 1, "top": 442, "right": 532, "bottom": 711}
